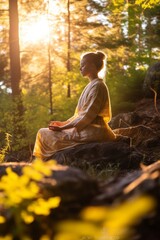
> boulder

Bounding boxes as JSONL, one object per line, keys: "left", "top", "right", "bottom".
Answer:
{"left": 110, "top": 99, "right": 160, "bottom": 130}
{"left": 110, "top": 111, "right": 141, "bottom": 129}
{"left": 114, "top": 124, "right": 159, "bottom": 147}
{"left": 52, "top": 138, "right": 151, "bottom": 170}
{"left": 143, "top": 61, "right": 160, "bottom": 97}
{"left": 110, "top": 99, "right": 160, "bottom": 152}
{"left": 92, "top": 161, "right": 160, "bottom": 240}
{"left": 0, "top": 162, "right": 99, "bottom": 239}
{"left": 0, "top": 162, "right": 99, "bottom": 209}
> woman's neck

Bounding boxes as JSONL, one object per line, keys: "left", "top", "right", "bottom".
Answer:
{"left": 88, "top": 74, "right": 98, "bottom": 81}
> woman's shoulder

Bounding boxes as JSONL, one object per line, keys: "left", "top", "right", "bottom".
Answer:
{"left": 88, "top": 79, "right": 108, "bottom": 97}
{"left": 92, "top": 78, "right": 107, "bottom": 89}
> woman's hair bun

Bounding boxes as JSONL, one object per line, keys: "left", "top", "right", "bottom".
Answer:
{"left": 81, "top": 50, "right": 106, "bottom": 72}
{"left": 96, "top": 51, "right": 106, "bottom": 61}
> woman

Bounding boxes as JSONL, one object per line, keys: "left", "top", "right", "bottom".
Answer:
{"left": 33, "top": 51, "right": 116, "bottom": 160}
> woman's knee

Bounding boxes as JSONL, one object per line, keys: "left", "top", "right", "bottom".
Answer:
{"left": 37, "top": 128, "right": 49, "bottom": 136}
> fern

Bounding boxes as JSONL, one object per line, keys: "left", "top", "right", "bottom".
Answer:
{"left": 0, "top": 133, "right": 12, "bottom": 163}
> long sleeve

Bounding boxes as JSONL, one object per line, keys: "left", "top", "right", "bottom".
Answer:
{"left": 70, "top": 80, "right": 111, "bottom": 131}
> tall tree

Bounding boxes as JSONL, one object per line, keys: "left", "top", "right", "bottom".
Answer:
{"left": 9, "top": 0, "right": 26, "bottom": 150}
{"left": 9, "top": 0, "right": 21, "bottom": 97}
{"left": 67, "top": 0, "right": 71, "bottom": 98}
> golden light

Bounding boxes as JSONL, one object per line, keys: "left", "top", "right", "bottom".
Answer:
{"left": 47, "top": 0, "right": 65, "bottom": 15}
{"left": 20, "top": 14, "right": 50, "bottom": 45}
{"left": 19, "top": 0, "right": 66, "bottom": 46}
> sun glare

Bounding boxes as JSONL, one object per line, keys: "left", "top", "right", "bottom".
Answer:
{"left": 19, "top": 0, "right": 67, "bottom": 46}
{"left": 20, "top": 15, "right": 50, "bottom": 45}
{"left": 20, "top": 0, "right": 66, "bottom": 46}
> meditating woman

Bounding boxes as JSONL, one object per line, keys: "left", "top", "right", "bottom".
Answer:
{"left": 33, "top": 51, "right": 116, "bottom": 160}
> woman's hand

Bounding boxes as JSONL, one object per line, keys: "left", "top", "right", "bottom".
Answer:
{"left": 49, "top": 121, "right": 63, "bottom": 131}
{"left": 49, "top": 120, "right": 75, "bottom": 132}
{"left": 49, "top": 125, "right": 62, "bottom": 131}
{"left": 49, "top": 121, "right": 64, "bottom": 127}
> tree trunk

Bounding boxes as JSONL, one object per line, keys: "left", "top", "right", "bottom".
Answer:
{"left": 67, "top": 0, "right": 71, "bottom": 98}
{"left": 9, "top": 0, "right": 26, "bottom": 149}
{"left": 48, "top": 42, "right": 53, "bottom": 115}
{"left": 9, "top": 0, "right": 21, "bottom": 97}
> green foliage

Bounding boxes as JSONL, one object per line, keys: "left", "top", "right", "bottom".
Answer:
{"left": 51, "top": 69, "right": 86, "bottom": 121}
{"left": 135, "top": 0, "right": 160, "bottom": 8}
{"left": 111, "top": 0, "right": 160, "bottom": 9}
{"left": 22, "top": 87, "right": 50, "bottom": 144}
{"left": 0, "top": 159, "right": 60, "bottom": 239}
{"left": 0, "top": 133, "right": 11, "bottom": 163}
{"left": 106, "top": 47, "right": 147, "bottom": 115}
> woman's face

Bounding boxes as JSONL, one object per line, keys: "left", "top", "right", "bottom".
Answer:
{"left": 80, "top": 57, "right": 95, "bottom": 77}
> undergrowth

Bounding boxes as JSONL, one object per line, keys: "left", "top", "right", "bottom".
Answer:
{"left": 0, "top": 133, "right": 12, "bottom": 163}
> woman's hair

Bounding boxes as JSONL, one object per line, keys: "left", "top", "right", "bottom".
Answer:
{"left": 81, "top": 51, "right": 106, "bottom": 72}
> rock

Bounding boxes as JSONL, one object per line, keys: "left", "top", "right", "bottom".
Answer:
{"left": 52, "top": 139, "right": 149, "bottom": 170}
{"left": 135, "top": 99, "right": 160, "bottom": 120}
{"left": 0, "top": 162, "right": 29, "bottom": 176}
{"left": 110, "top": 111, "right": 141, "bottom": 129}
{"left": 143, "top": 61, "right": 160, "bottom": 98}
{"left": 93, "top": 160, "right": 160, "bottom": 204}
{"left": 143, "top": 136, "right": 160, "bottom": 148}
{"left": 0, "top": 161, "right": 100, "bottom": 238}
{"left": 110, "top": 99, "right": 160, "bottom": 130}
{"left": 92, "top": 161, "right": 160, "bottom": 240}
{"left": 43, "top": 165, "right": 99, "bottom": 205}
{"left": 114, "top": 124, "right": 159, "bottom": 147}
{"left": 110, "top": 99, "right": 160, "bottom": 158}
{"left": 0, "top": 162, "right": 99, "bottom": 214}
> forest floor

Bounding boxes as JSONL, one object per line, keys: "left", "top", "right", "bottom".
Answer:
{"left": 1, "top": 98, "right": 160, "bottom": 239}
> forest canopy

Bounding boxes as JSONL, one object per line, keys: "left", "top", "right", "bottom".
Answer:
{"left": 0, "top": 0, "right": 160, "bottom": 159}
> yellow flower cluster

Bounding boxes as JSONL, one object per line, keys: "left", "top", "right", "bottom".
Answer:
{"left": 0, "top": 167, "right": 39, "bottom": 205}
{"left": 55, "top": 195, "right": 156, "bottom": 240}
{"left": 0, "top": 159, "right": 60, "bottom": 237}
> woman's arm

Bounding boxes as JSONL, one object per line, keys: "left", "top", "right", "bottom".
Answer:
{"left": 49, "top": 106, "right": 78, "bottom": 127}
{"left": 49, "top": 120, "right": 76, "bottom": 131}
{"left": 49, "top": 108, "right": 78, "bottom": 131}
{"left": 71, "top": 83, "right": 108, "bottom": 131}
{"left": 50, "top": 83, "right": 108, "bottom": 132}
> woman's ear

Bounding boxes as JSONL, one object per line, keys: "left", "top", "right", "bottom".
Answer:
{"left": 91, "top": 62, "right": 98, "bottom": 72}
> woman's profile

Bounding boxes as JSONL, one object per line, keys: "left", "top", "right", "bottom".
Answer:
{"left": 33, "top": 51, "right": 116, "bottom": 160}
